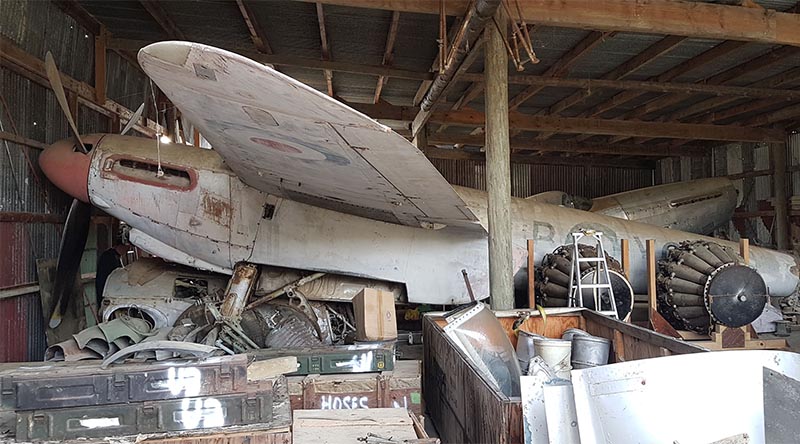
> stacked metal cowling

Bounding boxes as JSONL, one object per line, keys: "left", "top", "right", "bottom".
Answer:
{"left": 44, "top": 315, "right": 221, "bottom": 364}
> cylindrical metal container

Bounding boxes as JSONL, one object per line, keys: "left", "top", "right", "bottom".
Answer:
{"left": 561, "top": 328, "right": 590, "bottom": 342}
{"left": 533, "top": 337, "right": 572, "bottom": 379}
{"left": 571, "top": 335, "right": 611, "bottom": 369}
{"left": 516, "top": 330, "right": 543, "bottom": 373}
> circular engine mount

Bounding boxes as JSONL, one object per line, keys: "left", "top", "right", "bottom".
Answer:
{"left": 657, "top": 241, "right": 767, "bottom": 333}
{"left": 536, "top": 244, "right": 634, "bottom": 321}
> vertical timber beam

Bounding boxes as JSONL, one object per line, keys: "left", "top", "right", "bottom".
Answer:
{"left": 413, "top": 124, "right": 428, "bottom": 150}
{"left": 527, "top": 239, "right": 535, "bottom": 308}
{"left": 772, "top": 140, "right": 789, "bottom": 250}
{"left": 316, "top": 3, "right": 334, "bottom": 97}
{"left": 94, "top": 26, "right": 107, "bottom": 104}
{"left": 485, "top": 10, "right": 513, "bottom": 309}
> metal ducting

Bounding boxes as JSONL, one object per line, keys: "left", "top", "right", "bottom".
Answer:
{"left": 419, "top": 0, "right": 501, "bottom": 112}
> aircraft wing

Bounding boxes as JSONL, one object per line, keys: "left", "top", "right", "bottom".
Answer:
{"left": 138, "top": 41, "right": 478, "bottom": 228}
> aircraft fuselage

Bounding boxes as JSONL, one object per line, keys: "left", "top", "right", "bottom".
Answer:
{"left": 53, "top": 134, "right": 800, "bottom": 305}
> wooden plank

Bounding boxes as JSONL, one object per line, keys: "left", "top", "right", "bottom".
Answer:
{"left": 236, "top": 0, "right": 273, "bottom": 54}
{"left": 455, "top": 73, "right": 800, "bottom": 100}
{"left": 429, "top": 109, "right": 785, "bottom": 142}
{"left": 299, "top": 0, "right": 800, "bottom": 46}
{"left": 620, "top": 239, "right": 630, "bottom": 280}
{"left": 739, "top": 238, "right": 750, "bottom": 265}
{"left": 584, "top": 309, "right": 706, "bottom": 355}
{"left": 374, "top": 11, "right": 401, "bottom": 104}
{"left": 508, "top": 31, "right": 613, "bottom": 110}
{"left": 646, "top": 239, "right": 657, "bottom": 313}
{"left": 423, "top": 146, "right": 656, "bottom": 170}
{"left": 545, "top": 35, "right": 687, "bottom": 120}
{"left": 109, "top": 38, "right": 434, "bottom": 81}
{"left": 141, "top": 428, "right": 291, "bottom": 444}
{"left": 140, "top": 0, "right": 185, "bottom": 39}
{"left": 247, "top": 357, "right": 298, "bottom": 381}
{"left": 52, "top": 0, "right": 102, "bottom": 36}
{"left": 527, "top": 239, "right": 535, "bottom": 309}
{"left": 574, "top": 40, "right": 747, "bottom": 137}
{"left": 427, "top": 133, "right": 710, "bottom": 157}
{"left": 94, "top": 26, "right": 107, "bottom": 104}
{"left": 1, "top": 37, "right": 161, "bottom": 136}
{"left": 315, "top": 3, "right": 334, "bottom": 97}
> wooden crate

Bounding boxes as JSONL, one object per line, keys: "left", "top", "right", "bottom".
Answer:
{"left": 287, "top": 360, "right": 422, "bottom": 414}
{"left": 422, "top": 308, "right": 707, "bottom": 444}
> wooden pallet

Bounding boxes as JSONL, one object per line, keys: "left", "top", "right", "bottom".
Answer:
{"left": 680, "top": 325, "right": 788, "bottom": 350}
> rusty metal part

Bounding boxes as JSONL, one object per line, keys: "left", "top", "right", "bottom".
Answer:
{"left": 247, "top": 272, "right": 326, "bottom": 310}
{"left": 220, "top": 262, "right": 260, "bottom": 320}
{"left": 462, "top": 269, "right": 476, "bottom": 302}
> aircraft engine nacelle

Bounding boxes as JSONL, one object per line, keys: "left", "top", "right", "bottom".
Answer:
{"left": 86, "top": 134, "right": 269, "bottom": 272}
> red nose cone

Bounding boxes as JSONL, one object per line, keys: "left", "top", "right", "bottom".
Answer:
{"left": 39, "top": 138, "right": 92, "bottom": 203}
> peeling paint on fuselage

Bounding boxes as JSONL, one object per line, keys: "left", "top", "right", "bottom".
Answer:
{"left": 86, "top": 135, "right": 799, "bottom": 306}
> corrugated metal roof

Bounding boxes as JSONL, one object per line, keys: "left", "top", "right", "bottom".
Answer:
{"left": 1, "top": 0, "right": 95, "bottom": 83}
{"left": 431, "top": 157, "right": 653, "bottom": 198}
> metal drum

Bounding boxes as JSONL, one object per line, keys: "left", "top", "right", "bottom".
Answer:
{"left": 561, "top": 327, "right": 590, "bottom": 342}
{"left": 571, "top": 334, "right": 611, "bottom": 369}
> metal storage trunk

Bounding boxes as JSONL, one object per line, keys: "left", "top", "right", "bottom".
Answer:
{"left": 287, "top": 360, "right": 422, "bottom": 414}
{"left": 422, "top": 308, "right": 707, "bottom": 444}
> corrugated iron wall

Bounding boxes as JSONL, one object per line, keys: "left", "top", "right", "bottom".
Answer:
{"left": 431, "top": 159, "right": 654, "bottom": 198}
{"left": 657, "top": 141, "right": 784, "bottom": 248}
{"left": 0, "top": 2, "right": 146, "bottom": 362}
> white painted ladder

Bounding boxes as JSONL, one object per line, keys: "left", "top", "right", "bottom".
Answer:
{"left": 567, "top": 229, "right": 619, "bottom": 319}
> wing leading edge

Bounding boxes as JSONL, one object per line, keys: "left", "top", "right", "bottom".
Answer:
{"left": 138, "top": 41, "right": 478, "bottom": 229}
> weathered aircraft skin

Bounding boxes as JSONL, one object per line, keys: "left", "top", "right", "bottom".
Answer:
{"left": 70, "top": 134, "right": 799, "bottom": 306}
{"left": 527, "top": 177, "right": 738, "bottom": 235}
{"left": 589, "top": 177, "right": 738, "bottom": 234}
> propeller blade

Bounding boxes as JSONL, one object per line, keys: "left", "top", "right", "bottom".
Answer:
{"left": 120, "top": 103, "right": 145, "bottom": 136}
{"left": 44, "top": 52, "right": 86, "bottom": 154}
{"left": 49, "top": 199, "right": 92, "bottom": 328}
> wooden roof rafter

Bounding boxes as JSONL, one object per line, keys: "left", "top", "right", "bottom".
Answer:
{"left": 236, "top": 0, "right": 273, "bottom": 54}
{"left": 139, "top": 0, "right": 185, "bottom": 40}
{"left": 315, "top": 2, "right": 334, "bottom": 96}
{"left": 374, "top": 11, "right": 401, "bottom": 104}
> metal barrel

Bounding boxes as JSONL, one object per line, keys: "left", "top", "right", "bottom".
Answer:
{"left": 571, "top": 334, "right": 611, "bottom": 369}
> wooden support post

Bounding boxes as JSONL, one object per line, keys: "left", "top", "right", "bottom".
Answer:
{"left": 527, "top": 239, "right": 535, "bottom": 309}
{"left": 413, "top": 124, "right": 428, "bottom": 150}
{"left": 94, "top": 26, "right": 107, "bottom": 104}
{"left": 620, "top": 238, "right": 630, "bottom": 280}
{"left": 739, "top": 238, "right": 750, "bottom": 265}
{"left": 771, "top": 141, "right": 789, "bottom": 250}
{"left": 485, "top": 9, "right": 513, "bottom": 309}
{"left": 646, "top": 239, "right": 656, "bottom": 313}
